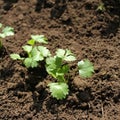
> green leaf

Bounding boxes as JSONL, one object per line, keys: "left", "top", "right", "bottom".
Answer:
{"left": 46, "top": 57, "right": 62, "bottom": 69}
{"left": 27, "top": 39, "right": 35, "bottom": 46}
{"left": 24, "top": 58, "right": 38, "bottom": 68}
{"left": 46, "top": 56, "right": 69, "bottom": 82}
{"left": 46, "top": 57, "right": 63, "bottom": 79}
{"left": 22, "top": 45, "right": 32, "bottom": 53}
{"left": 78, "top": 59, "right": 94, "bottom": 78}
{"left": 10, "top": 54, "right": 23, "bottom": 60}
{"left": 64, "top": 55, "right": 76, "bottom": 61}
{"left": 48, "top": 82, "right": 69, "bottom": 100}
{"left": 55, "top": 57, "right": 62, "bottom": 67}
{"left": 0, "top": 23, "right": 2, "bottom": 28}
{"left": 46, "top": 57, "right": 57, "bottom": 78}
{"left": 56, "top": 65, "right": 69, "bottom": 82}
{"left": 56, "top": 49, "right": 76, "bottom": 61}
{"left": 61, "top": 65, "right": 69, "bottom": 74}
{"left": 31, "top": 47, "right": 44, "bottom": 61}
{"left": 0, "top": 33, "right": 5, "bottom": 38}
{"left": 38, "top": 46, "right": 51, "bottom": 57}
{"left": 0, "top": 26, "right": 14, "bottom": 38}
{"left": 64, "top": 49, "right": 76, "bottom": 61}
{"left": 46, "top": 57, "right": 55, "bottom": 65}
{"left": 56, "top": 49, "right": 65, "bottom": 58}
{"left": 31, "top": 35, "right": 48, "bottom": 44}
{"left": 56, "top": 75, "right": 66, "bottom": 82}
{"left": 46, "top": 66, "right": 57, "bottom": 78}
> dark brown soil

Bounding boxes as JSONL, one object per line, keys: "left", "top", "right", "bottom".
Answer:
{"left": 0, "top": 0, "right": 120, "bottom": 119}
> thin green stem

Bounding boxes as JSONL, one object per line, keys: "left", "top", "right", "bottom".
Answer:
{"left": 0, "top": 39, "right": 2, "bottom": 49}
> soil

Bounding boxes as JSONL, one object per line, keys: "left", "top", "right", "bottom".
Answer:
{"left": 0, "top": 0, "right": 120, "bottom": 120}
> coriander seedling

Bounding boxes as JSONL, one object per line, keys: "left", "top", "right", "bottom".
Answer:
{"left": 10, "top": 35, "right": 51, "bottom": 68}
{"left": 46, "top": 49, "right": 76, "bottom": 100}
{"left": 46, "top": 49, "right": 94, "bottom": 100}
{"left": 0, "top": 23, "right": 14, "bottom": 49}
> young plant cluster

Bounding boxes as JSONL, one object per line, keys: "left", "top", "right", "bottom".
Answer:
{"left": 0, "top": 23, "right": 14, "bottom": 49}
{"left": 10, "top": 34, "right": 94, "bottom": 100}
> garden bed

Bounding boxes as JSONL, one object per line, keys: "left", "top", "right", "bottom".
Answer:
{"left": 0, "top": 0, "right": 120, "bottom": 119}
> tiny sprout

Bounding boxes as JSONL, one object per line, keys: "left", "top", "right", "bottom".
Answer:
{"left": 97, "top": 2, "right": 105, "bottom": 12}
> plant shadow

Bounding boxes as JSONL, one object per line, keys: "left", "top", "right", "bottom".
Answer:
{"left": 3, "top": 0, "right": 18, "bottom": 11}
{"left": 0, "top": 59, "right": 14, "bottom": 80}
{"left": 35, "top": 0, "right": 54, "bottom": 12}
{"left": 35, "top": 0, "right": 67, "bottom": 19}
{"left": 50, "top": 0, "right": 67, "bottom": 18}
{"left": 25, "top": 65, "right": 47, "bottom": 91}
{"left": 35, "top": 0, "right": 46, "bottom": 12}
